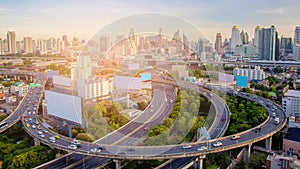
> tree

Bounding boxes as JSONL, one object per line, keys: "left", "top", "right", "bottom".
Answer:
{"left": 76, "top": 133, "right": 95, "bottom": 142}
{"left": 137, "top": 101, "right": 147, "bottom": 110}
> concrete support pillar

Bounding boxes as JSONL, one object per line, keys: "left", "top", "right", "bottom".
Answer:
{"left": 265, "top": 136, "right": 272, "bottom": 151}
{"left": 34, "top": 138, "right": 40, "bottom": 146}
{"left": 68, "top": 124, "right": 73, "bottom": 138}
{"left": 243, "top": 144, "right": 252, "bottom": 161}
{"left": 198, "top": 155, "right": 206, "bottom": 169}
{"left": 113, "top": 159, "right": 121, "bottom": 169}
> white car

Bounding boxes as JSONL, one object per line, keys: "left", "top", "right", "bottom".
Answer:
{"left": 182, "top": 144, "right": 192, "bottom": 149}
{"left": 31, "top": 125, "right": 36, "bottom": 129}
{"left": 39, "top": 134, "right": 45, "bottom": 138}
{"left": 90, "top": 148, "right": 101, "bottom": 153}
{"left": 37, "top": 130, "right": 43, "bottom": 135}
{"left": 197, "top": 146, "right": 208, "bottom": 151}
{"left": 68, "top": 144, "right": 77, "bottom": 149}
{"left": 213, "top": 141, "right": 223, "bottom": 147}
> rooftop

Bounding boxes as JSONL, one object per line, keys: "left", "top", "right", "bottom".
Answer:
{"left": 284, "top": 90, "right": 300, "bottom": 97}
{"left": 284, "top": 128, "right": 300, "bottom": 142}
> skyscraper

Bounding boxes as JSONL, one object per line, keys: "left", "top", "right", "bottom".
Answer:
{"left": 7, "top": 31, "right": 16, "bottom": 54}
{"left": 294, "top": 26, "right": 300, "bottom": 45}
{"left": 253, "top": 26, "right": 261, "bottom": 53}
{"left": 258, "top": 25, "right": 279, "bottom": 61}
{"left": 215, "top": 33, "right": 222, "bottom": 55}
{"left": 280, "top": 36, "right": 293, "bottom": 54}
{"left": 0, "top": 38, "right": 3, "bottom": 55}
{"left": 240, "top": 31, "right": 249, "bottom": 44}
{"left": 198, "top": 39, "right": 205, "bottom": 56}
{"left": 62, "top": 35, "right": 69, "bottom": 46}
{"left": 182, "top": 33, "right": 189, "bottom": 53}
{"left": 24, "top": 37, "right": 33, "bottom": 54}
{"left": 230, "top": 25, "right": 241, "bottom": 53}
{"left": 99, "top": 35, "right": 110, "bottom": 53}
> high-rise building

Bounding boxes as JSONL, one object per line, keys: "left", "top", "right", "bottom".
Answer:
{"left": 240, "top": 30, "right": 249, "bottom": 44}
{"left": 0, "top": 38, "right": 3, "bottom": 55}
{"left": 253, "top": 26, "right": 261, "bottom": 48}
{"left": 230, "top": 25, "right": 241, "bottom": 52}
{"left": 215, "top": 33, "right": 222, "bottom": 55}
{"left": 62, "top": 35, "right": 69, "bottom": 46}
{"left": 258, "top": 25, "right": 279, "bottom": 61}
{"left": 280, "top": 36, "right": 293, "bottom": 54}
{"left": 294, "top": 26, "right": 300, "bottom": 45}
{"left": 23, "top": 37, "right": 33, "bottom": 54}
{"left": 77, "top": 77, "right": 113, "bottom": 100}
{"left": 7, "top": 31, "right": 16, "bottom": 54}
{"left": 99, "top": 35, "right": 110, "bottom": 53}
{"left": 198, "top": 39, "right": 205, "bottom": 56}
{"left": 16, "top": 41, "right": 24, "bottom": 53}
{"left": 182, "top": 33, "right": 189, "bottom": 53}
{"left": 293, "top": 44, "right": 300, "bottom": 61}
{"left": 77, "top": 55, "right": 92, "bottom": 79}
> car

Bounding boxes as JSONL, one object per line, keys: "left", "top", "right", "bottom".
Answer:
{"left": 71, "top": 139, "right": 80, "bottom": 145}
{"left": 231, "top": 135, "right": 240, "bottom": 140}
{"left": 274, "top": 117, "right": 280, "bottom": 124}
{"left": 31, "top": 125, "right": 36, "bottom": 129}
{"left": 35, "top": 121, "right": 39, "bottom": 125}
{"left": 197, "top": 146, "right": 208, "bottom": 151}
{"left": 182, "top": 144, "right": 192, "bottom": 149}
{"left": 37, "top": 125, "right": 42, "bottom": 130}
{"left": 43, "top": 130, "right": 48, "bottom": 133}
{"left": 37, "top": 130, "right": 43, "bottom": 135}
{"left": 27, "top": 111, "right": 31, "bottom": 115}
{"left": 68, "top": 144, "right": 77, "bottom": 149}
{"left": 54, "top": 135, "right": 60, "bottom": 139}
{"left": 39, "top": 134, "right": 45, "bottom": 138}
{"left": 213, "top": 141, "right": 222, "bottom": 147}
{"left": 26, "top": 123, "right": 30, "bottom": 128}
{"left": 127, "top": 148, "right": 135, "bottom": 151}
{"left": 90, "top": 148, "right": 101, "bottom": 153}
{"left": 254, "top": 127, "right": 261, "bottom": 132}
{"left": 33, "top": 111, "right": 36, "bottom": 115}
{"left": 29, "top": 118, "right": 32, "bottom": 121}
{"left": 49, "top": 139, "right": 56, "bottom": 143}
{"left": 272, "top": 112, "right": 276, "bottom": 117}
{"left": 49, "top": 136, "right": 56, "bottom": 140}
{"left": 221, "top": 117, "right": 226, "bottom": 122}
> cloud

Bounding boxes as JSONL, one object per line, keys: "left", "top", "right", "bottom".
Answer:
{"left": 0, "top": 8, "right": 15, "bottom": 15}
{"left": 27, "top": 9, "right": 49, "bottom": 13}
{"left": 256, "top": 8, "right": 284, "bottom": 14}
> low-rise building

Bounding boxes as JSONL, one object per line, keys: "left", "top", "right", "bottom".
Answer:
{"left": 266, "top": 154, "right": 300, "bottom": 169}
{"left": 233, "top": 66, "right": 265, "bottom": 81}
{"left": 283, "top": 128, "right": 300, "bottom": 157}
{"left": 282, "top": 90, "right": 300, "bottom": 118}
{"left": 5, "top": 95, "right": 17, "bottom": 103}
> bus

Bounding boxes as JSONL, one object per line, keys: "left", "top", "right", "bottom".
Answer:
{"left": 0, "top": 122, "right": 8, "bottom": 130}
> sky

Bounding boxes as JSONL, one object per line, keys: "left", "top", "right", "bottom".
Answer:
{"left": 0, "top": 0, "right": 300, "bottom": 42}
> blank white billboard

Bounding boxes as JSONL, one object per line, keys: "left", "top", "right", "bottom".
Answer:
{"left": 114, "top": 76, "right": 141, "bottom": 90}
{"left": 128, "top": 63, "right": 140, "bottom": 70}
{"left": 45, "top": 90, "right": 83, "bottom": 125}
{"left": 53, "top": 75, "right": 71, "bottom": 87}
{"left": 218, "top": 72, "right": 234, "bottom": 83}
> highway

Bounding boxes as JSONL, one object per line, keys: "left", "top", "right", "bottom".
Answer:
{"left": 0, "top": 70, "right": 286, "bottom": 168}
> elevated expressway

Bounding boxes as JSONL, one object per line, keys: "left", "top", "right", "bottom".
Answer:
{"left": 34, "top": 76, "right": 229, "bottom": 169}
{"left": 0, "top": 70, "right": 286, "bottom": 169}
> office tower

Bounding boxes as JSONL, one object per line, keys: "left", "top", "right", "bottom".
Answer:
{"left": 258, "top": 25, "right": 279, "bottom": 61}
{"left": 0, "top": 38, "right": 3, "bottom": 54}
{"left": 230, "top": 25, "right": 241, "bottom": 52}
{"left": 240, "top": 31, "right": 249, "bottom": 44}
{"left": 99, "top": 35, "right": 110, "bottom": 53}
{"left": 182, "top": 33, "right": 189, "bottom": 53}
{"left": 72, "top": 37, "right": 79, "bottom": 47}
{"left": 7, "top": 31, "right": 16, "bottom": 54}
{"left": 128, "top": 28, "right": 137, "bottom": 54}
{"left": 293, "top": 44, "right": 300, "bottom": 61}
{"left": 173, "top": 29, "right": 180, "bottom": 42}
{"left": 294, "top": 26, "right": 300, "bottom": 45}
{"left": 62, "top": 35, "right": 69, "bottom": 46}
{"left": 281, "top": 37, "right": 293, "bottom": 53}
{"left": 32, "top": 40, "right": 36, "bottom": 53}
{"left": 77, "top": 55, "right": 92, "bottom": 79}
{"left": 56, "top": 38, "right": 64, "bottom": 53}
{"left": 215, "top": 33, "right": 223, "bottom": 55}
{"left": 23, "top": 37, "right": 33, "bottom": 53}
{"left": 198, "top": 39, "right": 205, "bottom": 55}
{"left": 16, "top": 41, "right": 24, "bottom": 53}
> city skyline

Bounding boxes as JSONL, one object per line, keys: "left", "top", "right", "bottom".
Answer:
{"left": 0, "top": 0, "right": 300, "bottom": 41}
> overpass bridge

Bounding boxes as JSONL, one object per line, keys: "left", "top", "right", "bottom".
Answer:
{"left": 0, "top": 70, "right": 287, "bottom": 169}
